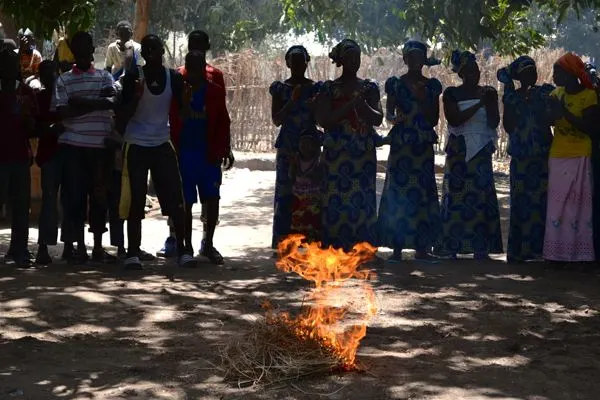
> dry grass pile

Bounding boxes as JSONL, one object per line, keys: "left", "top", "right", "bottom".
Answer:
{"left": 220, "top": 312, "right": 346, "bottom": 388}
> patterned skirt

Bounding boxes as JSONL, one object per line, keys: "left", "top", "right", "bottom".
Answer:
{"left": 543, "top": 157, "right": 595, "bottom": 262}
{"left": 435, "top": 135, "right": 503, "bottom": 255}
{"left": 321, "top": 134, "right": 378, "bottom": 250}
{"left": 507, "top": 155, "right": 548, "bottom": 261}
{"left": 377, "top": 142, "right": 441, "bottom": 251}
{"left": 291, "top": 187, "right": 322, "bottom": 243}
{"left": 272, "top": 149, "right": 294, "bottom": 249}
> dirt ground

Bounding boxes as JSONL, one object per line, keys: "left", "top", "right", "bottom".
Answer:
{"left": 1, "top": 165, "right": 600, "bottom": 400}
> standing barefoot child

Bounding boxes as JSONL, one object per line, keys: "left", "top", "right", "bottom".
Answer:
{"left": 289, "top": 129, "right": 324, "bottom": 243}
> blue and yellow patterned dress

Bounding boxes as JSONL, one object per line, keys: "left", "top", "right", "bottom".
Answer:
{"left": 436, "top": 88, "right": 503, "bottom": 256}
{"left": 378, "top": 77, "right": 442, "bottom": 252}
{"left": 321, "top": 79, "right": 382, "bottom": 250}
{"left": 504, "top": 84, "right": 554, "bottom": 262}
{"left": 269, "top": 81, "right": 320, "bottom": 248}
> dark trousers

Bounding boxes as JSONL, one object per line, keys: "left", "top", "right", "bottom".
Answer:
{"left": 108, "top": 169, "right": 124, "bottom": 248}
{"left": 59, "top": 145, "right": 111, "bottom": 244}
{"left": 37, "top": 156, "right": 62, "bottom": 246}
{"left": 125, "top": 142, "right": 184, "bottom": 257}
{"left": 0, "top": 162, "right": 31, "bottom": 257}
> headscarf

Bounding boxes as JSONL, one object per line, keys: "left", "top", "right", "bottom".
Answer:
{"left": 329, "top": 39, "right": 360, "bottom": 67}
{"left": 450, "top": 50, "right": 476, "bottom": 75}
{"left": 509, "top": 55, "right": 536, "bottom": 78}
{"left": 497, "top": 55, "right": 536, "bottom": 84}
{"left": 285, "top": 45, "right": 310, "bottom": 66}
{"left": 555, "top": 52, "right": 594, "bottom": 90}
{"left": 402, "top": 40, "right": 441, "bottom": 67}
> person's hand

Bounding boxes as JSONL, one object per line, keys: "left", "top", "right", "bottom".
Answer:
{"left": 134, "top": 78, "right": 145, "bottom": 99}
{"left": 222, "top": 150, "right": 235, "bottom": 170}
{"left": 100, "top": 86, "right": 116, "bottom": 98}
{"left": 392, "top": 107, "right": 405, "bottom": 124}
{"left": 547, "top": 97, "right": 564, "bottom": 120}
{"left": 481, "top": 87, "right": 497, "bottom": 106}
{"left": 291, "top": 85, "right": 303, "bottom": 102}
{"left": 182, "top": 81, "right": 193, "bottom": 105}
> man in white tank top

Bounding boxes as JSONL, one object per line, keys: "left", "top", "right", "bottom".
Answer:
{"left": 118, "top": 35, "right": 195, "bottom": 270}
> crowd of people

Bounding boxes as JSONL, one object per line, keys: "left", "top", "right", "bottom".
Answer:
{"left": 0, "top": 22, "right": 233, "bottom": 268}
{"left": 1, "top": 24, "right": 599, "bottom": 268}
{"left": 270, "top": 40, "right": 600, "bottom": 264}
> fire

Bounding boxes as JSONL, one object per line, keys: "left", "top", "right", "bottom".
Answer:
{"left": 274, "top": 234, "right": 378, "bottom": 368}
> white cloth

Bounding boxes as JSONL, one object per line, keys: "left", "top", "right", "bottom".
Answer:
{"left": 124, "top": 67, "right": 172, "bottom": 147}
{"left": 448, "top": 99, "right": 497, "bottom": 161}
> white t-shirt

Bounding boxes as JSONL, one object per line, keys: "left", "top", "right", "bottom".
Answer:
{"left": 105, "top": 40, "right": 144, "bottom": 75}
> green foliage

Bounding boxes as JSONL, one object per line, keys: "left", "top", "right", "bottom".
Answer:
{"left": 93, "top": 0, "right": 286, "bottom": 52}
{"left": 0, "top": 0, "right": 100, "bottom": 39}
{"left": 282, "top": 0, "right": 600, "bottom": 55}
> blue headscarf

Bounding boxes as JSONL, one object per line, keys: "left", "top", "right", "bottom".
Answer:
{"left": 509, "top": 56, "right": 536, "bottom": 78}
{"left": 451, "top": 50, "right": 476, "bottom": 74}
{"left": 402, "top": 40, "right": 441, "bottom": 67}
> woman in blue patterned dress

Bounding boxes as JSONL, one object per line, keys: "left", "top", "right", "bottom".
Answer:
{"left": 378, "top": 40, "right": 442, "bottom": 262}
{"left": 269, "top": 46, "right": 320, "bottom": 249}
{"left": 314, "top": 39, "right": 384, "bottom": 250}
{"left": 436, "top": 51, "right": 503, "bottom": 259}
{"left": 498, "top": 56, "right": 554, "bottom": 263}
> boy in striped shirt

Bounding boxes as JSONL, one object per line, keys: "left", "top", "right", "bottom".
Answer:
{"left": 53, "top": 31, "right": 117, "bottom": 264}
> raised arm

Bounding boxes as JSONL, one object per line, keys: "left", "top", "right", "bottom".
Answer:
{"left": 484, "top": 87, "right": 500, "bottom": 129}
{"left": 355, "top": 82, "right": 383, "bottom": 127}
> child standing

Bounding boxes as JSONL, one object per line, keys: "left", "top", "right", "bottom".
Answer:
{"left": 0, "top": 49, "right": 37, "bottom": 267}
{"left": 289, "top": 130, "right": 323, "bottom": 243}
{"left": 179, "top": 50, "right": 232, "bottom": 265}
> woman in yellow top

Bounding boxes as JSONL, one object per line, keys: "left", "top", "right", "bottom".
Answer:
{"left": 544, "top": 53, "right": 598, "bottom": 262}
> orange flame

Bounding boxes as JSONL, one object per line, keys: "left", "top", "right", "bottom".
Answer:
{"left": 275, "top": 234, "right": 378, "bottom": 368}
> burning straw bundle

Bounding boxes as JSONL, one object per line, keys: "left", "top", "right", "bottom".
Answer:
{"left": 220, "top": 235, "right": 378, "bottom": 387}
{"left": 220, "top": 312, "right": 343, "bottom": 387}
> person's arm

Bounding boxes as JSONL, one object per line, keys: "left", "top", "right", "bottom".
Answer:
{"left": 68, "top": 72, "right": 117, "bottom": 111}
{"left": 315, "top": 82, "right": 364, "bottom": 130}
{"left": 54, "top": 75, "right": 87, "bottom": 119}
{"left": 563, "top": 104, "right": 598, "bottom": 137}
{"left": 104, "top": 44, "right": 114, "bottom": 72}
{"left": 484, "top": 87, "right": 500, "bottom": 129}
{"left": 22, "top": 89, "right": 38, "bottom": 137}
{"left": 416, "top": 79, "right": 441, "bottom": 127}
{"left": 271, "top": 83, "right": 302, "bottom": 127}
{"left": 443, "top": 88, "right": 483, "bottom": 127}
{"left": 355, "top": 82, "right": 383, "bottom": 127}
{"left": 503, "top": 102, "right": 517, "bottom": 134}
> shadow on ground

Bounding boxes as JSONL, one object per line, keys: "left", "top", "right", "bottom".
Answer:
{"left": 1, "top": 241, "right": 599, "bottom": 399}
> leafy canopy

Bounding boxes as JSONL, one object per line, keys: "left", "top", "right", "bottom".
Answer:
{"left": 1, "top": 0, "right": 599, "bottom": 55}
{"left": 282, "top": 0, "right": 600, "bottom": 55}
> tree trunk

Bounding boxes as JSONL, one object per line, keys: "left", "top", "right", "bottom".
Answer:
{"left": 0, "top": 8, "right": 18, "bottom": 40}
{"left": 133, "top": 0, "right": 150, "bottom": 42}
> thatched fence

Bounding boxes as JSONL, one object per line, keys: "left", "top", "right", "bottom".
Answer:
{"left": 200, "top": 48, "right": 563, "bottom": 157}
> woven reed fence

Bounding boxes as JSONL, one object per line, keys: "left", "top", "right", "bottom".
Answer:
{"left": 196, "top": 48, "right": 564, "bottom": 157}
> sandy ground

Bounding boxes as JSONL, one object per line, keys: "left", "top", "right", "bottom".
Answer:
{"left": 1, "top": 160, "right": 600, "bottom": 400}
